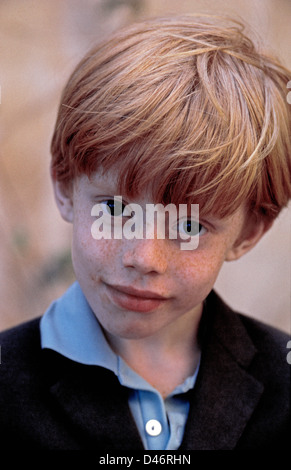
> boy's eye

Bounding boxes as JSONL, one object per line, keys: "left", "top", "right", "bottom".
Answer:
{"left": 101, "top": 199, "right": 126, "bottom": 217}
{"left": 177, "top": 219, "right": 206, "bottom": 237}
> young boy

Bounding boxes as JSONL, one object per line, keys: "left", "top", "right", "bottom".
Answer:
{"left": 0, "top": 15, "right": 290, "bottom": 451}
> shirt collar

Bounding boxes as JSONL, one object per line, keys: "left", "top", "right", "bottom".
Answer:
{"left": 40, "top": 281, "right": 199, "bottom": 394}
{"left": 40, "top": 282, "right": 118, "bottom": 371}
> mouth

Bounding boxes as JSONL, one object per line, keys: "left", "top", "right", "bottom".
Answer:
{"left": 104, "top": 283, "right": 169, "bottom": 313}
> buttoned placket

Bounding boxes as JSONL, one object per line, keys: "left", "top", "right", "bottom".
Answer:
{"left": 118, "top": 356, "right": 200, "bottom": 450}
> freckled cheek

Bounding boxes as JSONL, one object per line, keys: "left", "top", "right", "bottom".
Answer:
{"left": 174, "top": 250, "right": 226, "bottom": 292}
{"left": 72, "top": 222, "right": 118, "bottom": 274}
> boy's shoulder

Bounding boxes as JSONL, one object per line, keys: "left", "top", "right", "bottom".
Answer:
{"left": 0, "top": 318, "right": 44, "bottom": 395}
{"left": 203, "top": 290, "right": 290, "bottom": 376}
{"left": 207, "top": 289, "right": 289, "bottom": 343}
{"left": 0, "top": 317, "right": 41, "bottom": 362}
{"left": 238, "top": 310, "right": 290, "bottom": 356}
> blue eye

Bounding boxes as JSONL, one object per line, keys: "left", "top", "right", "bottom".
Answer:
{"left": 102, "top": 199, "right": 126, "bottom": 216}
{"left": 178, "top": 219, "right": 206, "bottom": 237}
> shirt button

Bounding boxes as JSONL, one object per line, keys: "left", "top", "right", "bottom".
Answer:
{"left": 145, "top": 419, "right": 162, "bottom": 436}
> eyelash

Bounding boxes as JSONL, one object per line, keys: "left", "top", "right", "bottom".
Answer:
{"left": 101, "top": 199, "right": 127, "bottom": 217}
{"left": 175, "top": 219, "right": 207, "bottom": 238}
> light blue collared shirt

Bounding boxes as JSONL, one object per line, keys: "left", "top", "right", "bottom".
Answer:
{"left": 40, "top": 282, "right": 200, "bottom": 450}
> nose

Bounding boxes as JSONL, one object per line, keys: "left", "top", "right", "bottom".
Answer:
{"left": 122, "top": 238, "right": 168, "bottom": 275}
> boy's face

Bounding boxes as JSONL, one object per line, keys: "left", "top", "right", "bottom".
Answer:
{"left": 54, "top": 169, "right": 266, "bottom": 343}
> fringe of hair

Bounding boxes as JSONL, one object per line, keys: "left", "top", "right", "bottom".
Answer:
{"left": 51, "top": 15, "right": 291, "bottom": 219}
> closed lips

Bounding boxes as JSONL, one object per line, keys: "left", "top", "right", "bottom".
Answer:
{"left": 108, "top": 284, "right": 168, "bottom": 300}
{"left": 104, "top": 282, "right": 170, "bottom": 313}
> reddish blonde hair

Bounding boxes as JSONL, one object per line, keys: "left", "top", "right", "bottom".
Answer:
{"left": 51, "top": 15, "right": 291, "bottom": 219}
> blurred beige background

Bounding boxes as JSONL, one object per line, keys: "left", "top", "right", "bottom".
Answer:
{"left": 0, "top": 0, "right": 290, "bottom": 333}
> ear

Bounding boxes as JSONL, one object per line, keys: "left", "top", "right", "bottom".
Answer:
{"left": 51, "top": 176, "right": 74, "bottom": 223}
{"left": 225, "top": 217, "right": 273, "bottom": 262}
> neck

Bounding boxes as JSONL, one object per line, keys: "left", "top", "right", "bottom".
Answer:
{"left": 105, "top": 304, "right": 203, "bottom": 398}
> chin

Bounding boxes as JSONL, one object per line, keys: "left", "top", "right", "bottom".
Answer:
{"left": 106, "top": 321, "right": 162, "bottom": 341}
